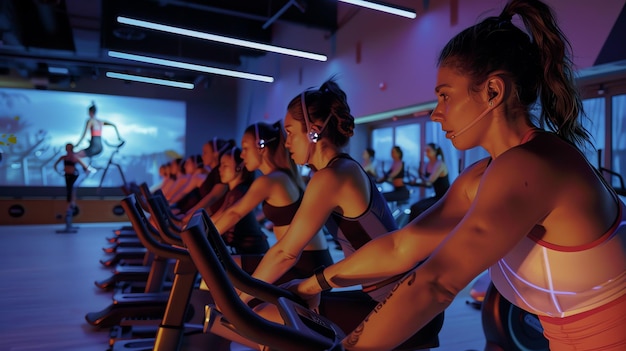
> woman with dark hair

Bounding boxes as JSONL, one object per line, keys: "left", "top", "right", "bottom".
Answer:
{"left": 361, "top": 147, "right": 377, "bottom": 181}
{"left": 210, "top": 147, "right": 268, "bottom": 255}
{"left": 409, "top": 142, "right": 450, "bottom": 221}
{"left": 53, "top": 143, "right": 89, "bottom": 211}
{"left": 75, "top": 102, "right": 121, "bottom": 159}
{"left": 168, "top": 154, "right": 208, "bottom": 204}
{"left": 213, "top": 121, "right": 332, "bottom": 276}
{"left": 174, "top": 138, "right": 234, "bottom": 222}
{"left": 378, "top": 145, "right": 410, "bottom": 204}
{"left": 290, "top": 1, "right": 625, "bottom": 350}
{"left": 245, "top": 78, "right": 443, "bottom": 348}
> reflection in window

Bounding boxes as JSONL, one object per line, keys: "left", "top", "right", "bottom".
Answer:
{"left": 612, "top": 94, "right": 626, "bottom": 191}
{"left": 372, "top": 127, "right": 393, "bottom": 176}
{"left": 581, "top": 97, "right": 605, "bottom": 168}
{"left": 395, "top": 124, "right": 420, "bottom": 180}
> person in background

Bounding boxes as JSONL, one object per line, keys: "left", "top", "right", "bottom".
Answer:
{"left": 289, "top": 1, "right": 626, "bottom": 350}
{"left": 168, "top": 154, "right": 208, "bottom": 204}
{"left": 172, "top": 138, "right": 234, "bottom": 222}
{"left": 161, "top": 157, "right": 185, "bottom": 201}
{"left": 75, "top": 101, "right": 121, "bottom": 161}
{"left": 361, "top": 147, "right": 378, "bottom": 181}
{"left": 53, "top": 143, "right": 89, "bottom": 211}
{"left": 211, "top": 147, "right": 269, "bottom": 255}
{"left": 409, "top": 142, "right": 450, "bottom": 221}
{"left": 378, "top": 145, "right": 410, "bottom": 204}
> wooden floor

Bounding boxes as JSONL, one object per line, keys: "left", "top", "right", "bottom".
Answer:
{"left": 0, "top": 222, "right": 486, "bottom": 351}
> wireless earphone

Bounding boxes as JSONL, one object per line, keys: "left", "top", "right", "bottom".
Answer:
{"left": 254, "top": 123, "right": 276, "bottom": 149}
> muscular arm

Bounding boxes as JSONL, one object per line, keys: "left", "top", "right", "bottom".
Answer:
{"left": 295, "top": 172, "right": 470, "bottom": 294}
{"left": 248, "top": 170, "right": 338, "bottom": 285}
{"left": 341, "top": 150, "right": 554, "bottom": 350}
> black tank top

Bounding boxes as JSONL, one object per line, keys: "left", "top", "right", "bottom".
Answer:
{"left": 424, "top": 172, "right": 450, "bottom": 198}
{"left": 263, "top": 191, "right": 303, "bottom": 227}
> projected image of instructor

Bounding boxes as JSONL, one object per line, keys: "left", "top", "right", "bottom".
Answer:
{"left": 75, "top": 101, "right": 121, "bottom": 160}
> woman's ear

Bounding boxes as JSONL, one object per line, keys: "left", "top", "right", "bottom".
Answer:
{"left": 485, "top": 75, "right": 506, "bottom": 108}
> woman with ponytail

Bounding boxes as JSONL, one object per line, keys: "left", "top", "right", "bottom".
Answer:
{"left": 247, "top": 77, "right": 444, "bottom": 349}
{"left": 212, "top": 121, "right": 332, "bottom": 276}
{"left": 289, "top": 1, "right": 625, "bottom": 350}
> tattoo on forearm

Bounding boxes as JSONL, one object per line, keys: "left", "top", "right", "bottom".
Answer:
{"left": 345, "top": 271, "right": 417, "bottom": 346}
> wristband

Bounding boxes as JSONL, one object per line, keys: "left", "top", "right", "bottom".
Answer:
{"left": 314, "top": 266, "right": 332, "bottom": 291}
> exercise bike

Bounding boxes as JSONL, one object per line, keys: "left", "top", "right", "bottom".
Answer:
{"left": 97, "top": 138, "right": 128, "bottom": 193}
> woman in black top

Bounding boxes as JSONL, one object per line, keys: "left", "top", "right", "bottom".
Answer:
{"left": 211, "top": 147, "right": 269, "bottom": 255}
{"left": 409, "top": 143, "right": 450, "bottom": 221}
{"left": 379, "top": 145, "right": 410, "bottom": 203}
{"left": 53, "top": 143, "right": 89, "bottom": 211}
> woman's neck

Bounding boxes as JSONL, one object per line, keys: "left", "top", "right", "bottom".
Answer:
{"left": 309, "top": 148, "right": 341, "bottom": 171}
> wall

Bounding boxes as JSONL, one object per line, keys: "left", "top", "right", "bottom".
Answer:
{"left": 236, "top": 0, "right": 626, "bottom": 154}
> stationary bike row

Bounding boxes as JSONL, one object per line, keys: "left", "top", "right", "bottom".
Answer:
{"left": 96, "top": 193, "right": 340, "bottom": 351}
{"left": 94, "top": 189, "right": 547, "bottom": 351}
{"left": 96, "top": 195, "right": 438, "bottom": 350}
{"left": 86, "top": 189, "right": 202, "bottom": 345}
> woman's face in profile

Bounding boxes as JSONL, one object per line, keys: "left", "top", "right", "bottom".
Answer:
{"left": 425, "top": 146, "right": 436, "bottom": 159}
{"left": 283, "top": 112, "right": 309, "bottom": 165}
{"left": 218, "top": 154, "right": 238, "bottom": 183}
{"left": 240, "top": 133, "right": 262, "bottom": 172}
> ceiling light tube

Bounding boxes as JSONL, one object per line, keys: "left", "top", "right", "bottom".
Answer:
{"left": 106, "top": 71, "right": 194, "bottom": 89}
{"left": 355, "top": 101, "right": 437, "bottom": 124}
{"left": 108, "top": 51, "right": 274, "bottom": 83}
{"left": 48, "top": 66, "right": 69, "bottom": 75}
{"left": 117, "top": 16, "right": 327, "bottom": 62}
{"left": 339, "top": 0, "right": 416, "bottom": 19}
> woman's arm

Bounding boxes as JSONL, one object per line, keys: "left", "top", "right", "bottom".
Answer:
{"left": 183, "top": 183, "right": 229, "bottom": 221}
{"left": 294, "top": 175, "right": 469, "bottom": 295}
{"left": 425, "top": 160, "right": 447, "bottom": 185}
{"left": 340, "top": 150, "right": 554, "bottom": 350}
{"left": 76, "top": 157, "right": 89, "bottom": 171}
{"left": 213, "top": 176, "right": 272, "bottom": 234}
{"left": 52, "top": 156, "right": 64, "bottom": 173}
{"left": 103, "top": 121, "right": 123, "bottom": 140}
{"left": 384, "top": 161, "right": 404, "bottom": 183}
{"left": 246, "top": 169, "right": 339, "bottom": 286}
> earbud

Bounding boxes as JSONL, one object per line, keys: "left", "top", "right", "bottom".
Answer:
{"left": 308, "top": 126, "right": 321, "bottom": 143}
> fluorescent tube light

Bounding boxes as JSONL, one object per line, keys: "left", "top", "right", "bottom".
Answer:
{"left": 339, "top": 0, "right": 416, "bottom": 19}
{"left": 117, "top": 16, "right": 328, "bottom": 62}
{"left": 105, "top": 71, "right": 195, "bottom": 89}
{"left": 48, "top": 66, "right": 69, "bottom": 75}
{"left": 355, "top": 101, "right": 437, "bottom": 124}
{"left": 108, "top": 51, "right": 274, "bottom": 83}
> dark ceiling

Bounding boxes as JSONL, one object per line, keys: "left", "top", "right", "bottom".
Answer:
{"left": 0, "top": 0, "right": 340, "bottom": 88}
